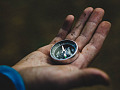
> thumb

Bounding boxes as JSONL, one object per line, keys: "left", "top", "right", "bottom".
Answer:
{"left": 77, "top": 68, "right": 110, "bottom": 86}
{"left": 61, "top": 68, "right": 110, "bottom": 89}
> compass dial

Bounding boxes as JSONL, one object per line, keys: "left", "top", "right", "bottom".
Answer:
{"left": 55, "top": 45, "right": 75, "bottom": 59}
{"left": 50, "top": 40, "right": 78, "bottom": 64}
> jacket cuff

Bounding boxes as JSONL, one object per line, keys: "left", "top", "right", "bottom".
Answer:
{"left": 0, "top": 65, "right": 25, "bottom": 90}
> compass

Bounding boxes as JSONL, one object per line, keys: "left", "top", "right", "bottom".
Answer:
{"left": 50, "top": 40, "right": 79, "bottom": 64}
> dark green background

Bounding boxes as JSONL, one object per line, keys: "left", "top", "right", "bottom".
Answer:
{"left": 0, "top": 0, "right": 120, "bottom": 90}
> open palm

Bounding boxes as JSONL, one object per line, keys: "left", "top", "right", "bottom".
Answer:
{"left": 13, "top": 7, "right": 111, "bottom": 90}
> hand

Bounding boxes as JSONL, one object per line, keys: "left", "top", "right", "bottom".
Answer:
{"left": 12, "top": 7, "right": 111, "bottom": 90}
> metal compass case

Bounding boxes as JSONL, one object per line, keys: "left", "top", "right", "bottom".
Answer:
{"left": 50, "top": 40, "right": 79, "bottom": 64}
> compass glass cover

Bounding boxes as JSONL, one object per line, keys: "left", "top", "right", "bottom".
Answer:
{"left": 50, "top": 40, "right": 78, "bottom": 60}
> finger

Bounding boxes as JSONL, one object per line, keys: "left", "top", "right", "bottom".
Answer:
{"left": 50, "top": 15, "right": 74, "bottom": 44}
{"left": 76, "top": 8, "right": 105, "bottom": 51}
{"left": 66, "top": 7, "right": 93, "bottom": 40}
{"left": 72, "top": 21, "right": 111, "bottom": 68}
{"left": 89, "top": 21, "right": 111, "bottom": 50}
{"left": 54, "top": 68, "right": 110, "bottom": 89}
{"left": 72, "top": 68, "right": 110, "bottom": 87}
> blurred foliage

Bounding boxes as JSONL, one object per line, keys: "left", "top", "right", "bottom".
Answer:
{"left": 0, "top": 0, "right": 120, "bottom": 90}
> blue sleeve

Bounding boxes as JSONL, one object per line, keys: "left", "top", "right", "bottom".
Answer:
{"left": 0, "top": 73, "right": 16, "bottom": 90}
{"left": 0, "top": 65, "right": 25, "bottom": 90}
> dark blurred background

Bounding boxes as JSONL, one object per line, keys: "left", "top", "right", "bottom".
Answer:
{"left": 0, "top": 0, "right": 120, "bottom": 90}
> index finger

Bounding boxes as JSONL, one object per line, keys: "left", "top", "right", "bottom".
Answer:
{"left": 50, "top": 15, "right": 74, "bottom": 44}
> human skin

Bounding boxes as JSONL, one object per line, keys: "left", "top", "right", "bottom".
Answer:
{"left": 12, "top": 7, "right": 111, "bottom": 90}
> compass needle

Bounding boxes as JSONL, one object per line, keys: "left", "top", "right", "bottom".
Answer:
{"left": 62, "top": 46, "right": 65, "bottom": 52}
